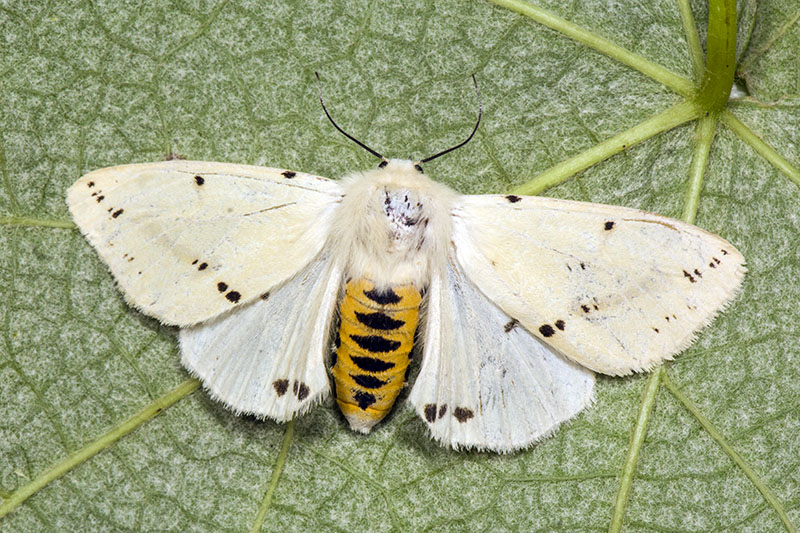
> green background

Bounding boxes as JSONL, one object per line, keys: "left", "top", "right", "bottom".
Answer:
{"left": 1, "top": 0, "right": 798, "bottom": 531}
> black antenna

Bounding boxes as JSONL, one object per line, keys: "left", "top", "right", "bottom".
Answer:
{"left": 419, "top": 74, "right": 481, "bottom": 164}
{"left": 315, "top": 72, "right": 385, "bottom": 162}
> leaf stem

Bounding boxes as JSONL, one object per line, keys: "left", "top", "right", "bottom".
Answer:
{"left": 676, "top": 0, "right": 705, "bottom": 82}
{"left": 682, "top": 113, "right": 718, "bottom": 224}
{"left": 721, "top": 110, "right": 800, "bottom": 188}
{"left": 662, "top": 374, "right": 796, "bottom": 533}
{"left": 697, "top": 0, "right": 737, "bottom": 111}
{"left": 511, "top": 100, "right": 701, "bottom": 195}
{"left": 249, "top": 420, "right": 295, "bottom": 533}
{"left": 487, "top": 0, "right": 695, "bottom": 97}
{"left": 0, "top": 379, "right": 200, "bottom": 519}
{"left": 0, "top": 216, "right": 76, "bottom": 229}
{"left": 608, "top": 369, "right": 662, "bottom": 533}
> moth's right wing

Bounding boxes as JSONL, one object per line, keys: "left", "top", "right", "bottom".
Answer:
{"left": 179, "top": 250, "right": 343, "bottom": 420}
{"left": 67, "top": 160, "right": 342, "bottom": 326}
{"left": 408, "top": 259, "right": 595, "bottom": 452}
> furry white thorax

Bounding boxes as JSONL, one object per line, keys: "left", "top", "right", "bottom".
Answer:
{"left": 330, "top": 159, "right": 458, "bottom": 289}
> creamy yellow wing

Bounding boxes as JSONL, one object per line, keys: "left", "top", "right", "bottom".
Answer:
{"left": 451, "top": 194, "right": 745, "bottom": 375}
{"left": 67, "top": 160, "right": 342, "bottom": 326}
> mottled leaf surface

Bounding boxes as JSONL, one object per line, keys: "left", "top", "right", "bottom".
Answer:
{"left": 1, "top": 0, "right": 798, "bottom": 531}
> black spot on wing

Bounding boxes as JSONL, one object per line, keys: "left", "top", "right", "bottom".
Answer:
{"left": 504, "top": 319, "right": 518, "bottom": 333}
{"left": 653, "top": 327, "right": 660, "bottom": 333}
{"left": 351, "top": 373, "right": 387, "bottom": 389}
{"left": 363, "top": 287, "right": 401, "bottom": 305}
{"left": 355, "top": 311, "right": 405, "bottom": 330}
{"left": 260, "top": 292, "right": 270, "bottom": 300}
{"left": 112, "top": 208, "right": 124, "bottom": 218}
{"left": 293, "top": 381, "right": 310, "bottom": 401}
{"left": 539, "top": 324, "right": 555, "bottom": 337}
{"left": 87, "top": 181, "right": 95, "bottom": 188}
{"left": 96, "top": 195, "right": 105, "bottom": 203}
{"left": 194, "top": 175, "right": 205, "bottom": 185}
{"left": 505, "top": 195, "right": 522, "bottom": 203}
{"left": 453, "top": 407, "right": 474, "bottom": 423}
{"left": 273, "top": 379, "right": 289, "bottom": 397}
{"left": 281, "top": 171, "right": 296, "bottom": 179}
{"left": 581, "top": 305, "right": 591, "bottom": 313}
{"left": 198, "top": 262, "right": 208, "bottom": 271}
{"left": 350, "top": 334, "right": 401, "bottom": 353}
{"left": 351, "top": 355, "right": 395, "bottom": 372}
{"left": 438, "top": 404, "right": 447, "bottom": 419}
{"left": 354, "top": 391, "right": 376, "bottom": 410}
{"left": 694, "top": 268, "right": 702, "bottom": 278}
{"left": 226, "top": 291, "right": 241, "bottom": 303}
{"left": 217, "top": 282, "right": 228, "bottom": 292}
{"left": 604, "top": 221, "right": 615, "bottom": 230}
{"left": 555, "top": 319, "right": 565, "bottom": 331}
{"left": 192, "top": 259, "right": 198, "bottom": 265}
{"left": 424, "top": 404, "right": 437, "bottom": 423}
{"left": 683, "top": 269, "right": 696, "bottom": 283}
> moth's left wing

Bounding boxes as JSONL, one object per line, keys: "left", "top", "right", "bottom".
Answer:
{"left": 179, "top": 250, "right": 343, "bottom": 420}
{"left": 408, "top": 260, "right": 595, "bottom": 452}
{"left": 452, "top": 194, "right": 746, "bottom": 375}
{"left": 67, "top": 160, "right": 342, "bottom": 326}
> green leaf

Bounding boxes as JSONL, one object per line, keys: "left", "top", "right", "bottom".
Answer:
{"left": 1, "top": 0, "right": 798, "bottom": 531}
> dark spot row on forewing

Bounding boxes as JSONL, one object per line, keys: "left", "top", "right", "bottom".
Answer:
{"left": 539, "top": 318, "right": 566, "bottom": 337}
{"left": 112, "top": 208, "right": 124, "bottom": 218}
{"left": 281, "top": 170, "right": 296, "bottom": 179}
{"left": 194, "top": 175, "right": 205, "bottom": 186}
{"left": 505, "top": 195, "right": 522, "bottom": 203}
{"left": 350, "top": 334, "right": 401, "bottom": 353}
{"left": 604, "top": 220, "right": 615, "bottom": 230}
{"left": 351, "top": 373, "right": 387, "bottom": 389}
{"left": 355, "top": 311, "right": 405, "bottom": 330}
{"left": 683, "top": 269, "right": 696, "bottom": 283}
{"left": 216, "top": 280, "right": 241, "bottom": 303}
{"left": 364, "top": 287, "right": 402, "bottom": 305}
{"left": 423, "top": 403, "right": 449, "bottom": 423}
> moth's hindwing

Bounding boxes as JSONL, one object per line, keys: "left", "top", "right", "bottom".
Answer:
{"left": 408, "top": 259, "right": 595, "bottom": 452}
{"left": 179, "top": 251, "right": 343, "bottom": 420}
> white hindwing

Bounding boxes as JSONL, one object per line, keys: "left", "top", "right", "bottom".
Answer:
{"left": 452, "top": 195, "right": 746, "bottom": 375}
{"left": 408, "top": 260, "right": 595, "bottom": 452}
{"left": 179, "top": 251, "right": 343, "bottom": 420}
{"left": 67, "top": 160, "right": 342, "bottom": 326}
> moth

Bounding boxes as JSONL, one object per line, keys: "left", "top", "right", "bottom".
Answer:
{"left": 67, "top": 76, "right": 745, "bottom": 452}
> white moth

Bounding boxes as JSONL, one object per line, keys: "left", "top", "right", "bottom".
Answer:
{"left": 66, "top": 78, "right": 745, "bottom": 452}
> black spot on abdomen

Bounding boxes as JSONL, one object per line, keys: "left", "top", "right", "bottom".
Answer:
{"left": 350, "top": 334, "right": 401, "bottom": 353}
{"left": 351, "top": 355, "right": 395, "bottom": 372}
{"left": 355, "top": 311, "right": 405, "bottom": 330}
{"left": 351, "top": 373, "right": 387, "bottom": 389}
{"left": 363, "top": 287, "right": 401, "bottom": 305}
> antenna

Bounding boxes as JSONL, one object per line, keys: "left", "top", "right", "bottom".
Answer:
{"left": 315, "top": 72, "right": 385, "bottom": 162}
{"left": 418, "top": 74, "right": 481, "bottom": 164}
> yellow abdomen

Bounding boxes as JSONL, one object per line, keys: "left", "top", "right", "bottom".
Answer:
{"left": 332, "top": 278, "right": 421, "bottom": 433}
